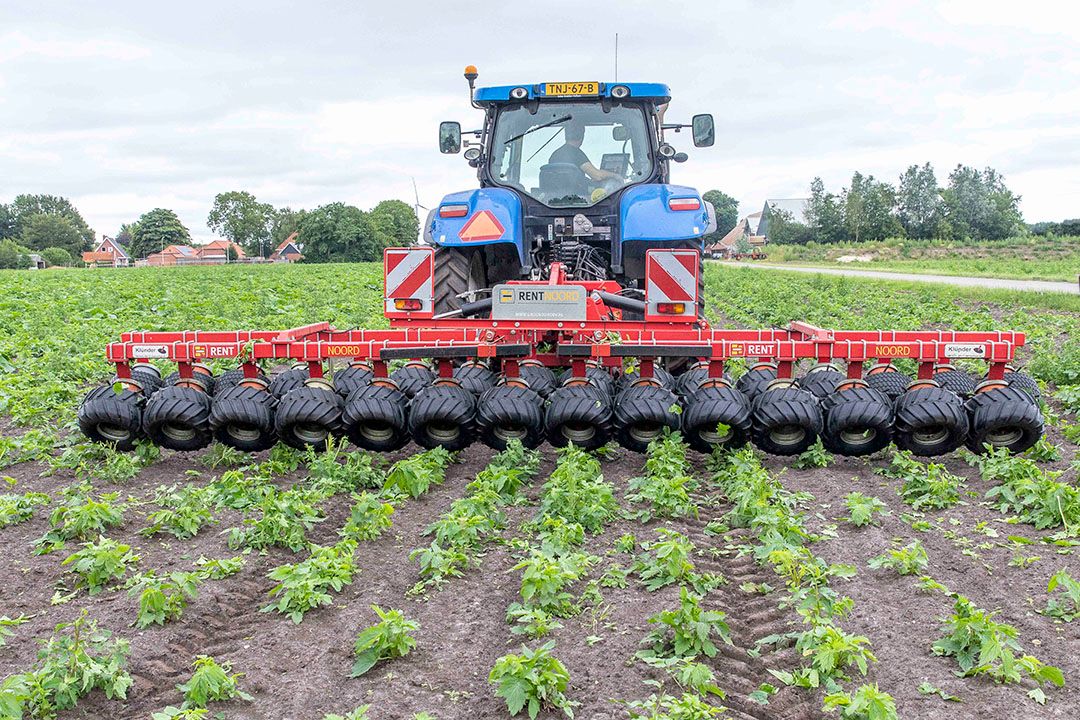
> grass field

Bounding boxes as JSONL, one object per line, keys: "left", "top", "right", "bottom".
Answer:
{"left": 0, "top": 263, "right": 1079, "bottom": 720}
{"left": 759, "top": 236, "right": 1080, "bottom": 282}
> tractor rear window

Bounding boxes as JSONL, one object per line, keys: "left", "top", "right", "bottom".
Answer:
{"left": 490, "top": 102, "right": 653, "bottom": 208}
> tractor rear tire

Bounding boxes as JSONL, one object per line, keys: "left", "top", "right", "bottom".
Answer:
{"left": 965, "top": 386, "right": 1043, "bottom": 454}
{"left": 751, "top": 387, "right": 822, "bottom": 456}
{"left": 477, "top": 385, "right": 545, "bottom": 450}
{"left": 209, "top": 385, "right": 276, "bottom": 452}
{"left": 142, "top": 386, "right": 213, "bottom": 452}
{"left": 454, "top": 362, "right": 496, "bottom": 396}
{"left": 433, "top": 246, "right": 487, "bottom": 316}
{"left": 78, "top": 385, "right": 144, "bottom": 451}
{"left": 893, "top": 386, "right": 969, "bottom": 456}
{"left": 933, "top": 369, "right": 976, "bottom": 399}
{"left": 343, "top": 383, "right": 409, "bottom": 452}
{"left": 865, "top": 367, "right": 910, "bottom": 401}
{"left": 333, "top": 363, "right": 373, "bottom": 399}
{"left": 274, "top": 386, "right": 343, "bottom": 451}
{"left": 391, "top": 362, "right": 435, "bottom": 399}
{"left": 545, "top": 384, "right": 612, "bottom": 450}
{"left": 822, "top": 387, "right": 893, "bottom": 456}
{"left": 681, "top": 385, "right": 752, "bottom": 453}
{"left": 613, "top": 384, "right": 681, "bottom": 452}
{"left": 735, "top": 364, "right": 777, "bottom": 402}
{"left": 408, "top": 382, "right": 477, "bottom": 451}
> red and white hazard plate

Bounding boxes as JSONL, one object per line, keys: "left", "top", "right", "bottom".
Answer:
{"left": 644, "top": 248, "right": 699, "bottom": 322}
{"left": 384, "top": 247, "right": 435, "bottom": 318}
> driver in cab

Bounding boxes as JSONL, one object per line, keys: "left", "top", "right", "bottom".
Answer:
{"left": 548, "top": 122, "right": 620, "bottom": 184}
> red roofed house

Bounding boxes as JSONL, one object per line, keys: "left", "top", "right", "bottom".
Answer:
{"left": 81, "top": 236, "right": 132, "bottom": 267}
{"left": 196, "top": 239, "right": 245, "bottom": 264}
{"left": 145, "top": 244, "right": 198, "bottom": 266}
{"left": 269, "top": 233, "right": 304, "bottom": 263}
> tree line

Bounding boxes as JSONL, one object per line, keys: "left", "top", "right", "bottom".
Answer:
{"left": 767, "top": 163, "right": 1028, "bottom": 245}
{"left": 0, "top": 192, "right": 420, "bottom": 268}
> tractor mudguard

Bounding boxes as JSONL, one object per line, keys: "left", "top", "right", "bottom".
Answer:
{"left": 429, "top": 188, "right": 525, "bottom": 265}
{"left": 615, "top": 184, "right": 709, "bottom": 272}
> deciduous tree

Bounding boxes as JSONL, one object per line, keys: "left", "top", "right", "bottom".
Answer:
{"left": 20, "top": 214, "right": 84, "bottom": 256}
{"left": 701, "top": 189, "right": 739, "bottom": 241}
{"left": 897, "top": 163, "right": 944, "bottom": 239}
{"left": 129, "top": 208, "right": 192, "bottom": 258}
{"left": 805, "top": 177, "right": 845, "bottom": 243}
{"left": 8, "top": 194, "right": 95, "bottom": 249}
{"left": 207, "top": 191, "right": 275, "bottom": 258}
{"left": 369, "top": 200, "right": 419, "bottom": 250}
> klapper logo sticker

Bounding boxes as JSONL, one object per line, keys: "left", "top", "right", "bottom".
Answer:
{"left": 458, "top": 210, "right": 505, "bottom": 242}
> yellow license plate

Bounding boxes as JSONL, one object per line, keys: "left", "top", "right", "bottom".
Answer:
{"left": 544, "top": 82, "right": 599, "bottom": 97}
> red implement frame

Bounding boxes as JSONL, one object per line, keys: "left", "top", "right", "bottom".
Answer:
{"left": 106, "top": 258, "right": 1022, "bottom": 383}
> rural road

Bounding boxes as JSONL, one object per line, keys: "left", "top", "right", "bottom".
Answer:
{"left": 729, "top": 263, "right": 1079, "bottom": 294}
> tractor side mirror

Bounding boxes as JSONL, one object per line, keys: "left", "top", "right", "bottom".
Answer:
{"left": 691, "top": 114, "right": 715, "bottom": 147}
{"left": 439, "top": 121, "right": 462, "bottom": 154}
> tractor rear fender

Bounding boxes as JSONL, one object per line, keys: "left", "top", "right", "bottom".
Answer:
{"left": 429, "top": 188, "right": 525, "bottom": 265}
{"left": 615, "top": 184, "right": 708, "bottom": 273}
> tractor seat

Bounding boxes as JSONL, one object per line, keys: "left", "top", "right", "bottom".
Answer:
{"left": 539, "top": 163, "right": 588, "bottom": 204}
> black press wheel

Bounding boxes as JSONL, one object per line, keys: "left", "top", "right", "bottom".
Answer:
{"left": 77, "top": 385, "right": 145, "bottom": 450}
{"left": 865, "top": 366, "right": 910, "bottom": 401}
{"left": 1003, "top": 371, "right": 1040, "bottom": 403}
{"left": 408, "top": 382, "right": 477, "bottom": 451}
{"left": 209, "top": 383, "right": 277, "bottom": 452}
{"left": 965, "top": 386, "right": 1043, "bottom": 453}
{"left": 518, "top": 361, "right": 557, "bottom": 398}
{"left": 270, "top": 366, "right": 310, "bottom": 399}
{"left": 932, "top": 367, "right": 976, "bottom": 399}
{"left": 821, "top": 386, "right": 893, "bottom": 456}
{"left": 545, "top": 384, "right": 612, "bottom": 451}
{"left": 333, "top": 362, "right": 373, "bottom": 400}
{"left": 612, "top": 384, "right": 681, "bottom": 452}
{"left": 391, "top": 361, "right": 435, "bottom": 399}
{"left": 893, "top": 386, "right": 969, "bottom": 456}
{"left": 433, "top": 245, "right": 486, "bottom": 316}
{"left": 735, "top": 363, "right": 778, "bottom": 403}
{"left": 342, "top": 382, "right": 409, "bottom": 452}
{"left": 477, "top": 384, "right": 545, "bottom": 450}
{"left": 797, "top": 364, "right": 845, "bottom": 400}
{"left": 274, "top": 384, "right": 344, "bottom": 451}
{"left": 681, "top": 385, "right": 752, "bottom": 453}
{"left": 142, "top": 385, "right": 213, "bottom": 452}
{"left": 750, "top": 385, "right": 823, "bottom": 456}
{"left": 453, "top": 361, "right": 497, "bottom": 396}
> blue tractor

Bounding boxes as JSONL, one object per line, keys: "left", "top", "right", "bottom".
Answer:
{"left": 429, "top": 67, "right": 716, "bottom": 316}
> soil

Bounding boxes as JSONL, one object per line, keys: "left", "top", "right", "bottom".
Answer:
{"left": 1, "top": 424, "right": 1078, "bottom": 720}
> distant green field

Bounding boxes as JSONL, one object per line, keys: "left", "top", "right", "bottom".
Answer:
{"left": 761, "top": 236, "right": 1080, "bottom": 282}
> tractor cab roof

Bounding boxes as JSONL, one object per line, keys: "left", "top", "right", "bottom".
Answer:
{"left": 474, "top": 82, "right": 671, "bottom": 106}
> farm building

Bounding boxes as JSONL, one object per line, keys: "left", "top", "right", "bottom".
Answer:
{"left": 758, "top": 198, "right": 809, "bottom": 240}
{"left": 704, "top": 214, "right": 767, "bottom": 259}
{"left": 270, "top": 233, "right": 304, "bottom": 263}
{"left": 196, "top": 239, "right": 246, "bottom": 263}
{"left": 81, "top": 236, "right": 132, "bottom": 268}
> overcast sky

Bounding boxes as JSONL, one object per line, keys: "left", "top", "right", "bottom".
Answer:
{"left": 1, "top": 1, "right": 1077, "bottom": 243}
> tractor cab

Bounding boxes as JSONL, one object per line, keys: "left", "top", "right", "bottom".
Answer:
{"left": 432, "top": 68, "right": 716, "bottom": 315}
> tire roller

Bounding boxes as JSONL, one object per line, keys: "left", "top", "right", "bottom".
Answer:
{"left": 408, "top": 377, "right": 477, "bottom": 451}
{"left": 142, "top": 375, "right": 214, "bottom": 452}
{"left": 333, "top": 361, "right": 374, "bottom": 400}
{"left": 820, "top": 379, "right": 893, "bottom": 456}
{"left": 476, "top": 378, "right": 545, "bottom": 450}
{"left": 274, "top": 377, "right": 343, "bottom": 452}
{"left": 750, "top": 378, "right": 823, "bottom": 456}
{"left": 545, "top": 378, "right": 613, "bottom": 451}
{"left": 612, "top": 378, "right": 681, "bottom": 453}
{"left": 391, "top": 360, "right": 436, "bottom": 399}
{"left": 342, "top": 377, "right": 410, "bottom": 452}
{"left": 209, "top": 376, "right": 277, "bottom": 452}
{"left": 932, "top": 364, "right": 977, "bottom": 399}
{"left": 797, "top": 362, "right": 845, "bottom": 400}
{"left": 964, "top": 380, "right": 1043, "bottom": 454}
{"left": 892, "top": 380, "right": 969, "bottom": 456}
{"left": 735, "top": 362, "right": 778, "bottom": 402}
{"left": 518, "top": 359, "right": 557, "bottom": 398}
{"left": 77, "top": 375, "right": 153, "bottom": 451}
{"left": 453, "top": 360, "right": 497, "bottom": 396}
{"left": 681, "top": 378, "right": 752, "bottom": 453}
{"left": 269, "top": 363, "right": 311, "bottom": 399}
{"left": 864, "top": 363, "right": 911, "bottom": 401}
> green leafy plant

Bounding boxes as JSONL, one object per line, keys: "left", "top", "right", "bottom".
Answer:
{"left": 932, "top": 595, "right": 1064, "bottom": 688}
{"left": 634, "top": 529, "right": 697, "bottom": 591}
{"left": 34, "top": 484, "right": 124, "bottom": 553}
{"left": 881, "top": 451, "right": 964, "bottom": 510}
{"left": 822, "top": 683, "right": 897, "bottom": 719}
{"left": 513, "top": 550, "right": 593, "bottom": 617}
{"left": 1024, "top": 437, "right": 1060, "bottom": 462}
{"left": 321, "top": 708, "right": 371, "bottom": 720}
{"left": 226, "top": 487, "right": 324, "bottom": 552}
{"left": 468, "top": 439, "right": 540, "bottom": 499}
{"left": 535, "top": 517, "right": 586, "bottom": 555}
{"left": 868, "top": 540, "right": 929, "bottom": 576}
{"left": 787, "top": 624, "right": 876, "bottom": 687}
{"left": 340, "top": 492, "right": 395, "bottom": 541}
{"left": 0, "top": 489, "right": 49, "bottom": 528}
{"left": 626, "top": 431, "right": 699, "bottom": 521}
{"left": 152, "top": 706, "right": 209, "bottom": 720}
{"left": 207, "top": 469, "right": 274, "bottom": 511}
{"left": 62, "top": 536, "right": 139, "bottom": 594}
{"left": 351, "top": 605, "right": 419, "bottom": 677}
{"left": 488, "top": 641, "right": 576, "bottom": 719}
{"left": 410, "top": 541, "right": 469, "bottom": 587}
{"left": 638, "top": 655, "right": 725, "bottom": 699}
{"left": 538, "top": 445, "right": 617, "bottom": 533}
{"left": 177, "top": 655, "right": 252, "bottom": 708}
{"left": 263, "top": 540, "right": 358, "bottom": 623}
{"left": 382, "top": 447, "right": 453, "bottom": 498}
{"left": 844, "top": 492, "right": 888, "bottom": 527}
{"left": 47, "top": 441, "right": 158, "bottom": 484}
{"left": 128, "top": 571, "right": 201, "bottom": 628}
{"left": 792, "top": 438, "right": 832, "bottom": 469}
{"left": 199, "top": 444, "right": 252, "bottom": 469}
{"left": 304, "top": 439, "right": 384, "bottom": 497}
{"left": 142, "top": 484, "right": 214, "bottom": 539}
{"left": 0, "top": 610, "right": 131, "bottom": 718}
{"left": 193, "top": 555, "right": 245, "bottom": 580}
{"left": 623, "top": 691, "right": 724, "bottom": 719}
{"left": 0, "top": 614, "right": 30, "bottom": 647}
{"left": 506, "top": 605, "right": 564, "bottom": 639}
{"left": 973, "top": 447, "right": 1080, "bottom": 531}
{"left": 639, "top": 587, "right": 732, "bottom": 660}
{"left": 1041, "top": 568, "right": 1080, "bottom": 621}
